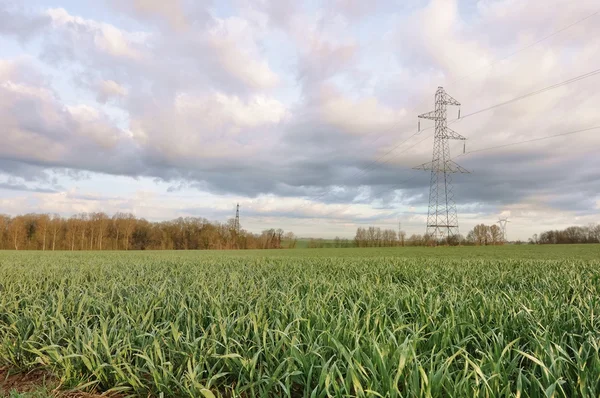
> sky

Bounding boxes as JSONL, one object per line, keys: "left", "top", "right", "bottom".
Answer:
{"left": 0, "top": 0, "right": 599, "bottom": 240}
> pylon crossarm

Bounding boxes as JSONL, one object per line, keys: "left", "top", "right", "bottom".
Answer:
{"left": 441, "top": 127, "right": 466, "bottom": 140}
{"left": 412, "top": 161, "right": 434, "bottom": 171}
{"left": 445, "top": 160, "right": 470, "bottom": 174}
{"left": 443, "top": 92, "right": 460, "bottom": 106}
{"left": 418, "top": 110, "right": 441, "bottom": 120}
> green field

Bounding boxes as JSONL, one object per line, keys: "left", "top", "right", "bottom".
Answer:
{"left": 1, "top": 245, "right": 600, "bottom": 397}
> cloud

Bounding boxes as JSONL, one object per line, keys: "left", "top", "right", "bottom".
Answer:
{"left": 206, "top": 16, "right": 280, "bottom": 90}
{"left": 0, "top": 57, "right": 138, "bottom": 176}
{"left": 111, "top": 0, "right": 189, "bottom": 29}
{"left": 44, "top": 8, "right": 147, "bottom": 62}
{"left": 0, "top": 3, "right": 51, "bottom": 42}
{"left": 315, "top": 84, "right": 406, "bottom": 135}
{"left": 96, "top": 80, "right": 128, "bottom": 103}
{"left": 108, "top": 0, "right": 214, "bottom": 31}
{"left": 0, "top": 0, "right": 599, "bottom": 239}
{"left": 129, "top": 91, "right": 287, "bottom": 164}
{"left": 0, "top": 181, "right": 58, "bottom": 194}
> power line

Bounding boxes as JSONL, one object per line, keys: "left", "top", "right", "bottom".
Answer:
{"left": 296, "top": 134, "right": 431, "bottom": 217}
{"left": 380, "top": 67, "right": 600, "bottom": 166}
{"left": 313, "top": 173, "right": 421, "bottom": 221}
{"left": 357, "top": 8, "right": 600, "bottom": 156}
{"left": 295, "top": 133, "right": 431, "bottom": 210}
{"left": 297, "top": 11, "right": 600, "bottom": 228}
{"left": 456, "top": 68, "right": 600, "bottom": 121}
{"left": 298, "top": 68, "right": 600, "bottom": 215}
{"left": 292, "top": 10, "right": 599, "bottom": 211}
{"left": 298, "top": 66, "right": 600, "bottom": 215}
{"left": 455, "top": 126, "right": 600, "bottom": 158}
{"left": 319, "top": 125, "right": 599, "bottom": 223}
{"left": 450, "top": 9, "right": 600, "bottom": 86}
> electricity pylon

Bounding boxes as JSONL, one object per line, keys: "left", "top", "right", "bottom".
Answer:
{"left": 414, "top": 87, "right": 469, "bottom": 244}
{"left": 497, "top": 218, "right": 510, "bottom": 242}
{"left": 234, "top": 203, "right": 240, "bottom": 233}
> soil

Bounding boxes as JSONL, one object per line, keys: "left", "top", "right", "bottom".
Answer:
{"left": 0, "top": 367, "right": 122, "bottom": 397}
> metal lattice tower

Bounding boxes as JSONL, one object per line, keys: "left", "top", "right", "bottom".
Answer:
{"left": 414, "top": 87, "right": 469, "bottom": 243}
{"left": 497, "top": 218, "right": 510, "bottom": 242}
{"left": 234, "top": 203, "right": 240, "bottom": 233}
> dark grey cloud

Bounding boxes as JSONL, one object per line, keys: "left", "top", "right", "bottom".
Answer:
{"left": 0, "top": 181, "right": 58, "bottom": 194}
{"left": 0, "top": 159, "right": 53, "bottom": 183}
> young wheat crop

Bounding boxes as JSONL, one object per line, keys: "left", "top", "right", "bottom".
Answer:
{"left": 1, "top": 249, "right": 600, "bottom": 397}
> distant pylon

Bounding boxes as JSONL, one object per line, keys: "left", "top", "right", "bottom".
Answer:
{"left": 497, "top": 218, "right": 510, "bottom": 242}
{"left": 414, "top": 87, "right": 469, "bottom": 244}
{"left": 235, "top": 203, "right": 240, "bottom": 233}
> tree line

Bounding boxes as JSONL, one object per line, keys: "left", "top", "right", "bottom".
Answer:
{"left": 0, "top": 213, "right": 297, "bottom": 251}
{"left": 464, "top": 224, "right": 505, "bottom": 245}
{"left": 530, "top": 224, "right": 600, "bottom": 245}
{"left": 350, "top": 224, "right": 508, "bottom": 247}
{"left": 354, "top": 227, "right": 406, "bottom": 247}
{"left": 3, "top": 213, "right": 597, "bottom": 251}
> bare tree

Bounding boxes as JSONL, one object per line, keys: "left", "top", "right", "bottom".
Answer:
{"left": 354, "top": 227, "right": 366, "bottom": 247}
{"left": 124, "top": 213, "right": 136, "bottom": 250}
{"left": 66, "top": 216, "right": 80, "bottom": 251}
{"left": 92, "top": 212, "right": 108, "bottom": 250}
{"left": 285, "top": 232, "right": 297, "bottom": 248}
{"left": 0, "top": 215, "right": 9, "bottom": 250}
{"left": 50, "top": 214, "right": 61, "bottom": 251}
{"left": 399, "top": 230, "right": 406, "bottom": 247}
{"left": 593, "top": 224, "right": 600, "bottom": 243}
{"left": 407, "top": 234, "right": 423, "bottom": 246}
{"left": 88, "top": 213, "right": 96, "bottom": 250}
{"left": 472, "top": 224, "right": 491, "bottom": 246}
{"left": 489, "top": 224, "right": 502, "bottom": 245}
{"left": 38, "top": 214, "right": 50, "bottom": 250}
{"left": 112, "top": 213, "right": 122, "bottom": 250}
{"left": 8, "top": 217, "right": 25, "bottom": 250}
{"left": 529, "top": 234, "right": 539, "bottom": 244}
{"left": 77, "top": 213, "right": 87, "bottom": 250}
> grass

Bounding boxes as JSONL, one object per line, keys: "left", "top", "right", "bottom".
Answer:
{"left": 1, "top": 245, "right": 600, "bottom": 397}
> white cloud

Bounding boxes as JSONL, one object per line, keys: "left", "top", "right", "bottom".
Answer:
{"left": 117, "top": 0, "right": 189, "bottom": 29}
{"left": 96, "top": 80, "right": 128, "bottom": 103}
{"left": 46, "top": 8, "right": 146, "bottom": 61}
{"left": 207, "top": 16, "right": 280, "bottom": 90}
{"left": 0, "top": 57, "right": 134, "bottom": 169}
{"left": 317, "top": 84, "right": 406, "bottom": 135}
{"left": 130, "top": 92, "right": 287, "bottom": 161}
